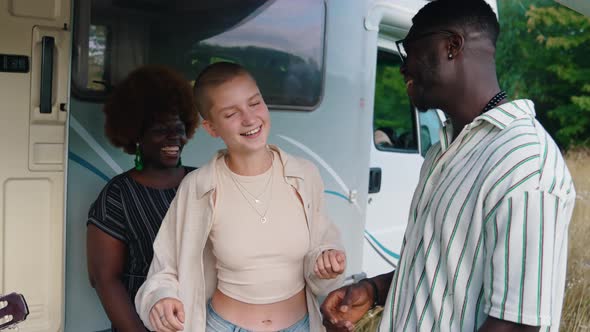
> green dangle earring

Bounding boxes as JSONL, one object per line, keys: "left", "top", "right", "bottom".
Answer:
{"left": 177, "top": 157, "right": 182, "bottom": 168}
{"left": 134, "top": 142, "right": 144, "bottom": 171}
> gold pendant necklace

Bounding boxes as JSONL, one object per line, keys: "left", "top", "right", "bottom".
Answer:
{"left": 226, "top": 152, "right": 274, "bottom": 223}
{"left": 231, "top": 171, "right": 272, "bottom": 204}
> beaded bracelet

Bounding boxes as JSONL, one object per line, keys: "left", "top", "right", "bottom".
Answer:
{"left": 360, "top": 278, "right": 379, "bottom": 309}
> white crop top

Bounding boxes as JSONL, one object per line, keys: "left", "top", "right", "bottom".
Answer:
{"left": 210, "top": 151, "right": 310, "bottom": 304}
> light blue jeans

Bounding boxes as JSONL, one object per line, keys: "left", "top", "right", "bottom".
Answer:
{"left": 206, "top": 299, "right": 310, "bottom": 332}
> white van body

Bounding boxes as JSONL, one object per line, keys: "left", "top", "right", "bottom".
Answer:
{"left": 0, "top": 0, "right": 494, "bottom": 330}
{"left": 555, "top": 0, "right": 590, "bottom": 16}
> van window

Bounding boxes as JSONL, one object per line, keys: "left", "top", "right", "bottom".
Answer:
{"left": 87, "top": 24, "right": 110, "bottom": 91}
{"left": 418, "top": 109, "right": 442, "bottom": 156}
{"left": 72, "top": 0, "right": 325, "bottom": 110}
{"left": 373, "top": 50, "right": 418, "bottom": 152}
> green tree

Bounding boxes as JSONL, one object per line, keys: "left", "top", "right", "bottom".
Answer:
{"left": 527, "top": 4, "right": 590, "bottom": 147}
{"left": 497, "top": 0, "right": 590, "bottom": 148}
{"left": 373, "top": 60, "right": 411, "bottom": 133}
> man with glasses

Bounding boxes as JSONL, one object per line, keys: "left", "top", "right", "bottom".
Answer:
{"left": 321, "top": 0, "right": 576, "bottom": 331}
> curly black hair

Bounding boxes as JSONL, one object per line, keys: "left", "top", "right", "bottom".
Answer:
{"left": 103, "top": 65, "right": 199, "bottom": 154}
{"left": 412, "top": 0, "right": 500, "bottom": 46}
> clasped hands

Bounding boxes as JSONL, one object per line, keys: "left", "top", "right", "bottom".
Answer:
{"left": 320, "top": 280, "right": 376, "bottom": 331}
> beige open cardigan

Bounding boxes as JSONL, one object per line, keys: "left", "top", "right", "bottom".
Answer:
{"left": 135, "top": 146, "right": 345, "bottom": 331}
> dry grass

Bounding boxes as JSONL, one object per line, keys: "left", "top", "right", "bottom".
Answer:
{"left": 561, "top": 148, "right": 590, "bottom": 332}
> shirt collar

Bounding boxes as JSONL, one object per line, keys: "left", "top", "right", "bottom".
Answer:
{"left": 474, "top": 99, "right": 536, "bottom": 130}
{"left": 439, "top": 119, "right": 454, "bottom": 152}
{"left": 195, "top": 144, "right": 305, "bottom": 199}
{"left": 438, "top": 99, "right": 535, "bottom": 152}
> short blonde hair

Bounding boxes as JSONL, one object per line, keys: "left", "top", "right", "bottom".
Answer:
{"left": 193, "top": 62, "right": 254, "bottom": 120}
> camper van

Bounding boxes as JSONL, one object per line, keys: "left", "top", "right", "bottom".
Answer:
{"left": 0, "top": 0, "right": 498, "bottom": 330}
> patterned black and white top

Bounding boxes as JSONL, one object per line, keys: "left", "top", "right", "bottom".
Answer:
{"left": 87, "top": 167, "right": 195, "bottom": 305}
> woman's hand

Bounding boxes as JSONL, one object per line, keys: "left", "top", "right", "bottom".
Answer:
{"left": 314, "top": 249, "right": 346, "bottom": 279}
{"left": 149, "top": 297, "right": 185, "bottom": 332}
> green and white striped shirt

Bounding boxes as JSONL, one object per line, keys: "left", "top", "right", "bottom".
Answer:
{"left": 379, "top": 99, "right": 576, "bottom": 332}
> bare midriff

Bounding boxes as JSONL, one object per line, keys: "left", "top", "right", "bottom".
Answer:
{"left": 210, "top": 288, "right": 307, "bottom": 331}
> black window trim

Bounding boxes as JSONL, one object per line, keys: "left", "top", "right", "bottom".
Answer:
{"left": 372, "top": 47, "right": 419, "bottom": 154}
{"left": 72, "top": 18, "right": 113, "bottom": 102}
{"left": 372, "top": 107, "right": 420, "bottom": 155}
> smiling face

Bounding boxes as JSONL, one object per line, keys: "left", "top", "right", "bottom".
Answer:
{"left": 201, "top": 73, "right": 270, "bottom": 156}
{"left": 140, "top": 114, "right": 188, "bottom": 169}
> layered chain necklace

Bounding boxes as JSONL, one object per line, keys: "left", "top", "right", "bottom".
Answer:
{"left": 226, "top": 152, "right": 274, "bottom": 224}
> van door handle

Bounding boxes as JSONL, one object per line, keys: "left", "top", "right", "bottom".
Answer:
{"left": 369, "top": 167, "right": 382, "bottom": 194}
{"left": 40, "top": 36, "right": 55, "bottom": 114}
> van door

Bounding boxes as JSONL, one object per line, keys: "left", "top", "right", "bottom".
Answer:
{"left": 364, "top": 46, "right": 441, "bottom": 278}
{"left": 0, "top": 0, "right": 71, "bottom": 330}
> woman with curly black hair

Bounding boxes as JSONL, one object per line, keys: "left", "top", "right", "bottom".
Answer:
{"left": 86, "top": 65, "right": 199, "bottom": 331}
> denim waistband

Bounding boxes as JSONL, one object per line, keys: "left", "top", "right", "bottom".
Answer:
{"left": 206, "top": 299, "right": 309, "bottom": 332}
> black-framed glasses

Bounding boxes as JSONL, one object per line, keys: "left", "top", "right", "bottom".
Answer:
{"left": 395, "top": 29, "right": 457, "bottom": 64}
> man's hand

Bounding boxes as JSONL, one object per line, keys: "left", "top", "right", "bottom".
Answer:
{"left": 321, "top": 281, "right": 374, "bottom": 331}
{"left": 314, "top": 250, "right": 346, "bottom": 279}
{"left": 149, "top": 297, "right": 185, "bottom": 332}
